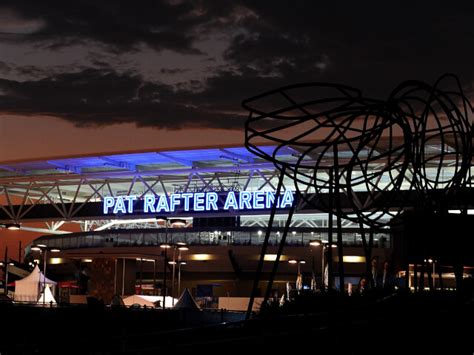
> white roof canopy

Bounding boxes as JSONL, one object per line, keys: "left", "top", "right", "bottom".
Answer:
{"left": 14, "top": 265, "right": 57, "bottom": 302}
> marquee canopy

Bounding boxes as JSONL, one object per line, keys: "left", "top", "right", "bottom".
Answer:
{"left": 14, "top": 265, "right": 57, "bottom": 302}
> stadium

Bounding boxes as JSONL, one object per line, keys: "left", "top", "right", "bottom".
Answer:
{"left": 0, "top": 143, "right": 399, "bottom": 308}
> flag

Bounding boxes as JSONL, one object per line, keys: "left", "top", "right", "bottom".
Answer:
{"left": 296, "top": 273, "right": 303, "bottom": 293}
{"left": 311, "top": 271, "right": 317, "bottom": 292}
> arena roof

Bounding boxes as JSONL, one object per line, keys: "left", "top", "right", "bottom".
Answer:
{"left": 0, "top": 143, "right": 468, "bottom": 232}
{"left": 0, "top": 146, "right": 295, "bottom": 181}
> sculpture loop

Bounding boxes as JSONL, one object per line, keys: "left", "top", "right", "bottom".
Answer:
{"left": 243, "top": 75, "right": 473, "bottom": 227}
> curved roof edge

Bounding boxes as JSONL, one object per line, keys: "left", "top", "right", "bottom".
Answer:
{"left": 0, "top": 142, "right": 257, "bottom": 165}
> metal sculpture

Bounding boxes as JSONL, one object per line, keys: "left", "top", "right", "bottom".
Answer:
{"left": 389, "top": 75, "right": 472, "bottom": 208}
{"left": 243, "top": 74, "right": 473, "bottom": 317}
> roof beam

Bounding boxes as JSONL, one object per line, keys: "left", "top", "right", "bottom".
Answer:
{"left": 99, "top": 157, "right": 137, "bottom": 171}
{"left": 157, "top": 152, "right": 195, "bottom": 167}
{"left": 0, "top": 162, "right": 280, "bottom": 184}
{"left": 0, "top": 165, "right": 21, "bottom": 173}
{"left": 47, "top": 161, "right": 82, "bottom": 174}
{"left": 219, "top": 149, "right": 254, "bottom": 163}
{"left": 17, "top": 226, "right": 72, "bottom": 235}
{"left": 94, "top": 218, "right": 157, "bottom": 231}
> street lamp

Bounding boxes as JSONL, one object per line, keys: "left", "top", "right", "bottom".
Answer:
{"left": 136, "top": 258, "right": 156, "bottom": 295}
{"left": 31, "top": 244, "right": 60, "bottom": 305}
{"left": 310, "top": 239, "right": 324, "bottom": 291}
{"left": 426, "top": 258, "right": 436, "bottom": 290}
{"left": 158, "top": 216, "right": 170, "bottom": 309}
{"left": 311, "top": 241, "right": 336, "bottom": 290}
{"left": 324, "top": 242, "right": 337, "bottom": 290}
{"left": 178, "top": 261, "right": 186, "bottom": 297}
{"left": 168, "top": 243, "right": 189, "bottom": 305}
{"left": 160, "top": 241, "right": 171, "bottom": 308}
{"left": 158, "top": 217, "right": 189, "bottom": 308}
{"left": 177, "top": 244, "right": 188, "bottom": 297}
{"left": 288, "top": 259, "right": 306, "bottom": 293}
{"left": 288, "top": 259, "right": 306, "bottom": 274}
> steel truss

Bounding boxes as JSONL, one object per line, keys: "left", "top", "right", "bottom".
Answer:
{"left": 0, "top": 165, "right": 303, "bottom": 230}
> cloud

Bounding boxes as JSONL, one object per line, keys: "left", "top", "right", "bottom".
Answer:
{"left": 223, "top": 1, "right": 474, "bottom": 97}
{"left": 160, "top": 68, "right": 190, "bottom": 75}
{"left": 0, "top": 61, "right": 12, "bottom": 74}
{"left": 0, "top": 0, "right": 251, "bottom": 54}
{"left": 2, "top": 1, "right": 474, "bottom": 131}
{"left": 0, "top": 7, "right": 46, "bottom": 34}
{"left": 0, "top": 68, "right": 246, "bottom": 129}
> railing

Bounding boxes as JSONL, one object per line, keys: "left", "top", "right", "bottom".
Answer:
{"left": 27, "top": 227, "right": 390, "bottom": 255}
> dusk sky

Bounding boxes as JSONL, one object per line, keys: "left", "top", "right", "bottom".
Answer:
{"left": 1, "top": 1, "right": 474, "bottom": 161}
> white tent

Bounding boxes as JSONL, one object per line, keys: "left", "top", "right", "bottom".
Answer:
{"left": 14, "top": 265, "right": 57, "bottom": 302}
{"left": 122, "top": 295, "right": 177, "bottom": 308}
{"left": 174, "top": 288, "right": 200, "bottom": 310}
{"left": 37, "top": 285, "right": 57, "bottom": 305}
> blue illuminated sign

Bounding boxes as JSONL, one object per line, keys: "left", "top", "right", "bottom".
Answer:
{"left": 103, "top": 190, "right": 294, "bottom": 215}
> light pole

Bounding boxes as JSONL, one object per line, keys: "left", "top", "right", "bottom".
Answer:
{"left": 288, "top": 259, "right": 306, "bottom": 293}
{"left": 309, "top": 239, "right": 337, "bottom": 290}
{"left": 137, "top": 258, "right": 157, "bottom": 295}
{"left": 314, "top": 241, "right": 336, "bottom": 290}
{"left": 42, "top": 248, "right": 47, "bottom": 305}
{"left": 178, "top": 261, "right": 186, "bottom": 297}
{"left": 309, "top": 239, "right": 322, "bottom": 290}
{"left": 138, "top": 257, "right": 143, "bottom": 294}
{"left": 177, "top": 244, "right": 188, "bottom": 297}
{"left": 427, "top": 258, "right": 436, "bottom": 290}
{"left": 160, "top": 242, "right": 171, "bottom": 308}
{"left": 31, "top": 244, "right": 60, "bottom": 305}
{"left": 170, "top": 246, "right": 177, "bottom": 304}
{"left": 158, "top": 217, "right": 188, "bottom": 308}
{"left": 158, "top": 217, "right": 170, "bottom": 309}
{"left": 153, "top": 258, "right": 157, "bottom": 295}
{"left": 168, "top": 243, "right": 189, "bottom": 304}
